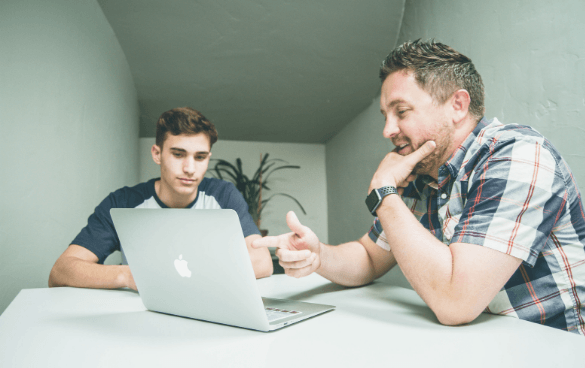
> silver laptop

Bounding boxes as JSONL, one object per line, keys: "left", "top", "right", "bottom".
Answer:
{"left": 110, "top": 208, "right": 335, "bottom": 332}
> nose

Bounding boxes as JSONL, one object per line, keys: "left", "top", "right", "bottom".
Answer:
{"left": 183, "top": 157, "right": 196, "bottom": 175}
{"left": 382, "top": 116, "right": 400, "bottom": 139}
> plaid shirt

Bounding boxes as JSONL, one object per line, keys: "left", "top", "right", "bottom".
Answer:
{"left": 369, "top": 118, "right": 585, "bottom": 335}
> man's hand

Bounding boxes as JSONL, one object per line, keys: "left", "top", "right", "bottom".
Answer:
{"left": 252, "top": 211, "right": 321, "bottom": 278}
{"left": 369, "top": 140, "right": 436, "bottom": 192}
{"left": 49, "top": 244, "right": 139, "bottom": 290}
{"left": 397, "top": 174, "right": 417, "bottom": 195}
{"left": 122, "top": 266, "right": 137, "bottom": 291}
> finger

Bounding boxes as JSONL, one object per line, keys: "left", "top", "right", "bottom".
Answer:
{"left": 252, "top": 233, "right": 295, "bottom": 249}
{"left": 397, "top": 180, "right": 409, "bottom": 188}
{"left": 286, "top": 211, "right": 307, "bottom": 238}
{"left": 397, "top": 174, "right": 417, "bottom": 192}
{"left": 276, "top": 248, "right": 312, "bottom": 262}
{"left": 285, "top": 264, "right": 315, "bottom": 279}
{"left": 280, "top": 252, "right": 317, "bottom": 269}
{"left": 408, "top": 140, "right": 436, "bottom": 165}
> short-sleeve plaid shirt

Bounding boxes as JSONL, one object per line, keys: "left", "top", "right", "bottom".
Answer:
{"left": 368, "top": 118, "right": 585, "bottom": 335}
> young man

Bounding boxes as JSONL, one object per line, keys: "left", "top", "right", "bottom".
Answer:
{"left": 50, "top": 107, "right": 273, "bottom": 290}
{"left": 254, "top": 40, "right": 585, "bottom": 335}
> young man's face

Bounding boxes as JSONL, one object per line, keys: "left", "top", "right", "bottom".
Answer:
{"left": 379, "top": 70, "right": 455, "bottom": 178}
{"left": 151, "top": 133, "right": 212, "bottom": 207}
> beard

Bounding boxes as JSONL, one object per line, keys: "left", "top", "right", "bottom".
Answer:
{"left": 405, "top": 123, "right": 454, "bottom": 177}
{"left": 412, "top": 148, "right": 445, "bottom": 176}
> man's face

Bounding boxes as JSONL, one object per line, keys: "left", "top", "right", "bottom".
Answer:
{"left": 152, "top": 133, "right": 211, "bottom": 207}
{"left": 380, "top": 70, "right": 455, "bottom": 178}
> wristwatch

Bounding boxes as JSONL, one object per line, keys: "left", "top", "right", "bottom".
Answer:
{"left": 365, "top": 186, "right": 398, "bottom": 216}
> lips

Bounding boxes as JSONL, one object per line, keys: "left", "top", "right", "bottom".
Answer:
{"left": 179, "top": 178, "right": 196, "bottom": 184}
{"left": 395, "top": 143, "right": 410, "bottom": 155}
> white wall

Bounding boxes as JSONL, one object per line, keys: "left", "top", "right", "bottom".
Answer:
{"left": 398, "top": 0, "right": 585, "bottom": 193}
{"left": 325, "top": 97, "right": 411, "bottom": 288}
{"left": 325, "top": 0, "right": 585, "bottom": 288}
{"left": 140, "top": 138, "right": 328, "bottom": 243}
{"left": 326, "top": 96, "right": 390, "bottom": 244}
{"left": 0, "top": 0, "right": 139, "bottom": 314}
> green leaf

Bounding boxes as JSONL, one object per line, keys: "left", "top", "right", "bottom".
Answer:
{"left": 209, "top": 154, "right": 305, "bottom": 223}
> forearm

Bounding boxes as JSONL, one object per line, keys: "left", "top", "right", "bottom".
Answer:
{"left": 246, "top": 235, "right": 273, "bottom": 279}
{"left": 250, "top": 250, "right": 273, "bottom": 279}
{"left": 49, "top": 257, "right": 133, "bottom": 289}
{"left": 317, "top": 241, "right": 382, "bottom": 287}
{"left": 376, "top": 195, "right": 459, "bottom": 319}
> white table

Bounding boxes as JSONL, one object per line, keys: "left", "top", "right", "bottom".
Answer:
{"left": 0, "top": 274, "right": 583, "bottom": 367}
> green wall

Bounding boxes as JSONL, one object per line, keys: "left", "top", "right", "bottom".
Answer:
{"left": 325, "top": 0, "right": 585, "bottom": 286}
{"left": 0, "top": 0, "right": 139, "bottom": 314}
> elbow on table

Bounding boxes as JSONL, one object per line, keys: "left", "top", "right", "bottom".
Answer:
{"left": 48, "top": 267, "right": 61, "bottom": 288}
{"left": 433, "top": 304, "right": 482, "bottom": 326}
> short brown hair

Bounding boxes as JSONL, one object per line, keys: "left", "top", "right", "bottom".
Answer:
{"left": 380, "top": 39, "right": 485, "bottom": 121}
{"left": 155, "top": 107, "right": 218, "bottom": 148}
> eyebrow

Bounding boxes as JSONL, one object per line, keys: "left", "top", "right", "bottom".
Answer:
{"left": 169, "top": 148, "right": 209, "bottom": 155}
{"left": 381, "top": 99, "right": 408, "bottom": 114}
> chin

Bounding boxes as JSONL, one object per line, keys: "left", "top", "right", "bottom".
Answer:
{"left": 413, "top": 161, "right": 436, "bottom": 177}
{"left": 174, "top": 186, "right": 196, "bottom": 195}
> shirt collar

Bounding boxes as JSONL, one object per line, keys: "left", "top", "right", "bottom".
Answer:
{"left": 405, "top": 175, "right": 438, "bottom": 199}
{"left": 440, "top": 117, "right": 492, "bottom": 184}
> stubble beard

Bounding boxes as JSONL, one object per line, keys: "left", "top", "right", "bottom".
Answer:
{"left": 410, "top": 126, "right": 454, "bottom": 178}
{"left": 412, "top": 149, "right": 442, "bottom": 176}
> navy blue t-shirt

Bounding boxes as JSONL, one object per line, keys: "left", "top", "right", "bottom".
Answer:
{"left": 72, "top": 177, "right": 260, "bottom": 264}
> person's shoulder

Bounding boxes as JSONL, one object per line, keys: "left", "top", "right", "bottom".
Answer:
{"left": 473, "top": 119, "right": 566, "bottom": 177}
{"left": 198, "top": 177, "right": 245, "bottom": 207}
{"left": 477, "top": 118, "right": 547, "bottom": 144}
{"left": 199, "top": 177, "right": 237, "bottom": 192}
{"left": 469, "top": 119, "right": 558, "bottom": 159}
{"left": 105, "top": 178, "right": 158, "bottom": 208}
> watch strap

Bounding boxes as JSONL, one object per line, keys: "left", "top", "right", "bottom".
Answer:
{"left": 366, "top": 186, "right": 398, "bottom": 216}
{"left": 377, "top": 186, "right": 398, "bottom": 198}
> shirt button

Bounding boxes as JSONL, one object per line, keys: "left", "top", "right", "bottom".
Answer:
{"left": 441, "top": 193, "right": 447, "bottom": 199}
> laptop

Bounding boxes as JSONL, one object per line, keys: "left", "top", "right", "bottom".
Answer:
{"left": 110, "top": 208, "right": 335, "bottom": 332}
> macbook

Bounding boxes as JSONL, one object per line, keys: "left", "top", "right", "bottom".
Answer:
{"left": 110, "top": 208, "right": 335, "bottom": 331}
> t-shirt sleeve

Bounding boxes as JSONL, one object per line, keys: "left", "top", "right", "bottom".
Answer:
{"left": 71, "top": 192, "right": 121, "bottom": 264}
{"left": 451, "top": 137, "right": 567, "bottom": 267}
{"left": 222, "top": 182, "right": 261, "bottom": 237}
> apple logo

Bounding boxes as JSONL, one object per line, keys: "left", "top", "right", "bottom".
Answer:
{"left": 174, "top": 254, "right": 192, "bottom": 278}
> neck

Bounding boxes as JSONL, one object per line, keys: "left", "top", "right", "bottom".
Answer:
{"left": 430, "top": 117, "right": 478, "bottom": 180}
{"left": 450, "top": 116, "right": 478, "bottom": 154}
{"left": 154, "top": 180, "right": 198, "bottom": 208}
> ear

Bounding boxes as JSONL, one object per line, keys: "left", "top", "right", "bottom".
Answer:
{"left": 450, "top": 89, "right": 471, "bottom": 124}
{"left": 151, "top": 144, "right": 162, "bottom": 165}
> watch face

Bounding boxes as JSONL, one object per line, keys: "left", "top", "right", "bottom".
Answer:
{"left": 365, "top": 190, "right": 380, "bottom": 214}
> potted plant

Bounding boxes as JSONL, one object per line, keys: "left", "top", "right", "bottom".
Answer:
{"left": 208, "top": 153, "right": 306, "bottom": 234}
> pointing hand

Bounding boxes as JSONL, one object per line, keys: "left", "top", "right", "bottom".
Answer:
{"left": 252, "top": 211, "right": 321, "bottom": 278}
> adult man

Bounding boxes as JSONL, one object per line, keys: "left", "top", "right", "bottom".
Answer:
{"left": 254, "top": 40, "right": 585, "bottom": 334}
{"left": 50, "top": 107, "right": 273, "bottom": 290}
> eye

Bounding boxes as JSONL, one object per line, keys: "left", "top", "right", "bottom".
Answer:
{"left": 396, "top": 107, "right": 409, "bottom": 117}
{"left": 172, "top": 152, "right": 184, "bottom": 158}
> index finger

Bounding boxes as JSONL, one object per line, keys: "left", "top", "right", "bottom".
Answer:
{"left": 408, "top": 140, "right": 436, "bottom": 165}
{"left": 252, "top": 233, "right": 294, "bottom": 249}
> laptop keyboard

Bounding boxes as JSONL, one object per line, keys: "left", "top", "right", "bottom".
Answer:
{"left": 265, "top": 307, "right": 302, "bottom": 322}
